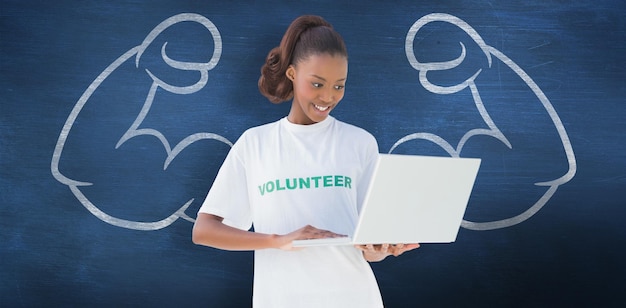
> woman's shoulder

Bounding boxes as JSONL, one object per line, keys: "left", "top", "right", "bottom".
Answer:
{"left": 240, "top": 119, "right": 281, "bottom": 137}
{"left": 227, "top": 120, "right": 281, "bottom": 153}
{"left": 334, "top": 118, "right": 376, "bottom": 140}
{"left": 332, "top": 118, "right": 379, "bottom": 153}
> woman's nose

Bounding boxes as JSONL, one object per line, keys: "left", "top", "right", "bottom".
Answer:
{"left": 319, "top": 90, "right": 333, "bottom": 103}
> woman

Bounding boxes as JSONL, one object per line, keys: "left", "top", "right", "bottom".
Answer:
{"left": 192, "top": 15, "right": 419, "bottom": 307}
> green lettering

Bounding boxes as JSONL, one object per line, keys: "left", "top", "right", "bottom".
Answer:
{"left": 276, "top": 179, "right": 285, "bottom": 191}
{"left": 311, "top": 176, "right": 322, "bottom": 188}
{"left": 286, "top": 178, "right": 297, "bottom": 190}
{"left": 334, "top": 175, "right": 344, "bottom": 187}
{"left": 259, "top": 175, "right": 352, "bottom": 195}
{"left": 299, "top": 177, "right": 310, "bottom": 189}
{"left": 323, "top": 175, "right": 332, "bottom": 187}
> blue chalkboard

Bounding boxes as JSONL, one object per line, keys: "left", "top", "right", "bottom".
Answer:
{"left": 2, "top": 0, "right": 625, "bottom": 306}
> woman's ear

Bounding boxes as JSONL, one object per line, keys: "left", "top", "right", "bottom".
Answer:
{"left": 286, "top": 65, "right": 296, "bottom": 81}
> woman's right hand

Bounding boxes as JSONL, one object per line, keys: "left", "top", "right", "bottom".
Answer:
{"left": 192, "top": 213, "right": 344, "bottom": 251}
{"left": 277, "top": 225, "right": 346, "bottom": 251}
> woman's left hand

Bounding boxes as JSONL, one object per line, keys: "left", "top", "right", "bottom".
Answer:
{"left": 356, "top": 243, "right": 421, "bottom": 262}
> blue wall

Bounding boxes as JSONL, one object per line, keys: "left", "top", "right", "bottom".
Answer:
{"left": 2, "top": 0, "right": 625, "bottom": 306}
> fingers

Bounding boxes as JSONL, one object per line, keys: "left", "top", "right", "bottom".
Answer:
{"left": 280, "top": 225, "right": 348, "bottom": 252}
{"left": 356, "top": 244, "right": 390, "bottom": 254}
{"left": 359, "top": 244, "right": 389, "bottom": 254}
{"left": 389, "top": 243, "right": 420, "bottom": 256}
{"left": 356, "top": 243, "right": 421, "bottom": 256}
{"left": 296, "top": 225, "right": 346, "bottom": 240}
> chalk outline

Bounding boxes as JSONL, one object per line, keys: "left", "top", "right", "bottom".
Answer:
{"left": 51, "top": 13, "right": 232, "bottom": 230}
{"left": 51, "top": 12, "right": 577, "bottom": 232}
{"left": 397, "top": 13, "right": 577, "bottom": 230}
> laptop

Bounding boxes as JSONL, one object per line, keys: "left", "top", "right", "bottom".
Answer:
{"left": 292, "top": 154, "right": 481, "bottom": 247}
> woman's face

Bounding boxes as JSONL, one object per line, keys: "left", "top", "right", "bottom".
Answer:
{"left": 286, "top": 53, "right": 348, "bottom": 125}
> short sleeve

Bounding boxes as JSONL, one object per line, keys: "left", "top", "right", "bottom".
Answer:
{"left": 356, "top": 134, "right": 380, "bottom": 215}
{"left": 198, "top": 141, "right": 252, "bottom": 231}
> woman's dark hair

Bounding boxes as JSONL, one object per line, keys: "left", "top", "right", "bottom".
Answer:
{"left": 258, "top": 15, "right": 348, "bottom": 104}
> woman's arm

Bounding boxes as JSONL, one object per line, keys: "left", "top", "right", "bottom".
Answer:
{"left": 192, "top": 213, "right": 282, "bottom": 250}
{"left": 192, "top": 213, "right": 345, "bottom": 251}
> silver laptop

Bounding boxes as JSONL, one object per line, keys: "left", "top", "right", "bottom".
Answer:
{"left": 292, "top": 154, "right": 481, "bottom": 247}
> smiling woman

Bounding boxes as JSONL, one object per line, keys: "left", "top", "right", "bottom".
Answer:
{"left": 286, "top": 53, "right": 348, "bottom": 124}
{"left": 257, "top": 16, "right": 347, "bottom": 105}
{"left": 191, "top": 15, "right": 419, "bottom": 308}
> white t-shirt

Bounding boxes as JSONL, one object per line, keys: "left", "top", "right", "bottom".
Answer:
{"left": 199, "top": 116, "right": 383, "bottom": 308}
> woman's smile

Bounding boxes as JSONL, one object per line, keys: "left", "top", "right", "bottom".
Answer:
{"left": 314, "top": 104, "right": 331, "bottom": 112}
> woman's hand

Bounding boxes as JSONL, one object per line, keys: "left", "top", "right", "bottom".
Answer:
{"left": 192, "top": 214, "right": 344, "bottom": 251}
{"left": 277, "top": 225, "right": 346, "bottom": 251}
{"left": 356, "top": 243, "right": 421, "bottom": 262}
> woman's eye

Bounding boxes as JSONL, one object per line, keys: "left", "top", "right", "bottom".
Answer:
{"left": 312, "top": 83, "right": 323, "bottom": 88}
{"left": 334, "top": 85, "right": 345, "bottom": 90}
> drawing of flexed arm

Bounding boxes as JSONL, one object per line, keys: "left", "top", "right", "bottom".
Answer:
{"left": 115, "top": 14, "right": 231, "bottom": 170}
{"left": 51, "top": 14, "right": 232, "bottom": 230}
{"left": 396, "top": 13, "right": 576, "bottom": 230}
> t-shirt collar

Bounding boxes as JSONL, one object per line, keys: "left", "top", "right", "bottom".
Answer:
{"left": 281, "top": 116, "right": 335, "bottom": 133}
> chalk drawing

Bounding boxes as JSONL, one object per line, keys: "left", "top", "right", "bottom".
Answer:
{"left": 51, "top": 13, "right": 232, "bottom": 230}
{"left": 397, "top": 13, "right": 577, "bottom": 230}
{"left": 52, "top": 12, "right": 576, "bottom": 232}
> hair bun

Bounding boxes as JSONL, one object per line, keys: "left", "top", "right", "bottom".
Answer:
{"left": 258, "top": 15, "right": 346, "bottom": 104}
{"left": 258, "top": 47, "right": 291, "bottom": 103}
